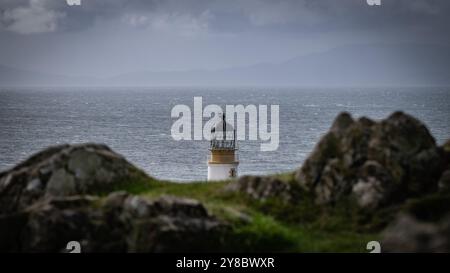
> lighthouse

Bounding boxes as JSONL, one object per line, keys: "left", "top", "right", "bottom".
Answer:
{"left": 207, "top": 114, "right": 239, "bottom": 181}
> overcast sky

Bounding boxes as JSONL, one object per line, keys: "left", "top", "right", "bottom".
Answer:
{"left": 1, "top": 0, "right": 450, "bottom": 78}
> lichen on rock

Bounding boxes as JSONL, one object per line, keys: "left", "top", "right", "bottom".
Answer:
{"left": 0, "top": 192, "right": 227, "bottom": 252}
{"left": 225, "top": 175, "right": 296, "bottom": 203}
{"left": 295, "top": 111, "right": 443, "bottom": 209}
{"left": 0, "top": 143, "right": 148, "bottom": 214}
{"left": 381, "top": 213, "right": 449, "bottom": 252}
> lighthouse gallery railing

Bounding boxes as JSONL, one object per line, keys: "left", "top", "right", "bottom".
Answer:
{"left": 209, "top": 139, "right": 236, "bottom": 150}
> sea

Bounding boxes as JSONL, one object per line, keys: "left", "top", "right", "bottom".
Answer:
{"left": 1, "top": 87, "right": 449, "bottom": 182}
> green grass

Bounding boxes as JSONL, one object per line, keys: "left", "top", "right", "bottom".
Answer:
{"left": 222, "top": 212, "right": 378, "bottom": 253}
{"left": 110, "top": 172, "right": 380, "bottom": 252}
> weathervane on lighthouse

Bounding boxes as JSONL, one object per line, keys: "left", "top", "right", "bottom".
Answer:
{"left": 207, "top": 113, "right": 239, "bottom": 181}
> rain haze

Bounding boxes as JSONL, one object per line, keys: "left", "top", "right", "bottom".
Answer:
{"left": 1, "top": 0, "right": 450, "bottom": 86}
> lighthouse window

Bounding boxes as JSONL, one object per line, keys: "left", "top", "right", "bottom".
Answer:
{"left": 229, "top": 168, "right": 236, "bottom": 177}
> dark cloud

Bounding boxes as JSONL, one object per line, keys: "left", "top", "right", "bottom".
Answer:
{"left": 1, "top": 0, "right": 450, "bottom": 34}
{"left": 0, "top": 0, "right": 159, "bottom": 33}
{"left": 1, "top": 0, "right": 449, "bottom": 78}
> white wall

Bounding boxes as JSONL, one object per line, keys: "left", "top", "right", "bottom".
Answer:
{"left": 207, "top": 163, "right": 238, "bottom": 181}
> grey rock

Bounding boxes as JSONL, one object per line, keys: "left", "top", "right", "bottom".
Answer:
{"left": 295, "top": 111, "right": 442, "bottom": 209}
{"left": 0, "top": 193, "right": 227, "bottom": 252}
{"left": 443, "top": 139, "right": 450, "bottom": 153}
{"left": 438, "top": 170, "right": 450, "bottom": 192}
{"left": 351, "top": 160, "right": 393, "bottom": 209}
{"left": 352, "top": 177, "right": 385, "bottom": 210}
{"left": 46, "top": 168, "right": 77, "bottom": 196}
{"left": 382, "top": 213, "right": 450, "bottom": 252}
{"left": 438, "top": 139, "right": 450, "bottom": 192}
{"left": 225, "top": 175, "right": 295, "bottom": 203}
{"left": 0, "top": 143, "right": 149, "bottom": 215}
{"left": 25, "top": 178, "right": 42, "bottom": 192}
{"left": 330, "top": 111, "right": 354, "bottom": 133}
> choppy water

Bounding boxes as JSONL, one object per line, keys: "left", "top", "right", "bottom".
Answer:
{"left": 1, "top": 87, "right": 449, "bottom": 181}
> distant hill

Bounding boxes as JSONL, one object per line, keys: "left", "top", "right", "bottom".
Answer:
{"left": 2, "top": 44, "right": 450, "bottom": 86}
{"left": 0, "top": 65, "right": 99, "bottom": 86}
{"left": 0, "top": 65, "right": 63, "bottom": 86}
{"left": 273, "top": 44, "right": 450, "bottom": 86}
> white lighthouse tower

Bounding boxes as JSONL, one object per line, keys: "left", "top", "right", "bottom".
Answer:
{"left": 207, "top": 114, "right": 239, "bottom": 181}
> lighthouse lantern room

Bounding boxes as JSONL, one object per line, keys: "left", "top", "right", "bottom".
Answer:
{"left": 207, "top": 114, "right": 239, "bottom": 181}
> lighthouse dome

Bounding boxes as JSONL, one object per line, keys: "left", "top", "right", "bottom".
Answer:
{"left": 211, "top": 114, "right": 235, "bottom": 141}
{"left": 211, "top": 119, "right": 234, "bottom": 133}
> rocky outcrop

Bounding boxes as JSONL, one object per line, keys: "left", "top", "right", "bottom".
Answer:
{"left": 294, "top": 112, "right": 450, "bottom": 252}
{"left": 382, "top": 213, "right": 450, "bottom": 252}
{"left": 0, "top": 143, "right": 147, "bottom": 215}
{"left": 0, "top": 192, "right": 227, "bottom": 252}
{"left": 438, "top": 170, "right": 450, "bottom": 192}
{"left": 0, "top": 143, "right": 227, "bottom": 252}
{"left": 443, "top": 140, "right": 450, "bottom": 154}
{"left": 438, "top": 140, "right": 450, "bottom": 192}
{"left": 225, "top": 175, "right": 295, "bottom": 203}
{"left": 295, "top": 112, "right": 444, "bottom": 209}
